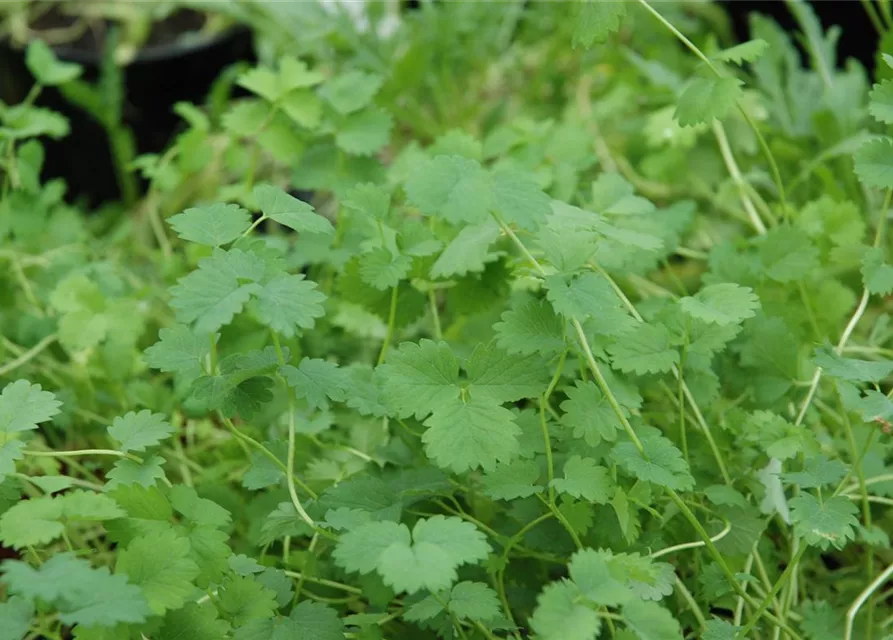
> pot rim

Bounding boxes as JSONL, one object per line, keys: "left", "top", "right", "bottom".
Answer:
{"left": 3, "top": 22, "right": 250, "bottom": 66}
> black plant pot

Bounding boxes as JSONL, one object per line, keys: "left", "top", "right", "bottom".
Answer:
{"left": 0, "top": 21, "right": 255, "bottom": 207}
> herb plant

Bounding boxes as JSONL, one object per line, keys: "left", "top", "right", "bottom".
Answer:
{"left": 3, "top": 2, "right": 893, "bottom": 639}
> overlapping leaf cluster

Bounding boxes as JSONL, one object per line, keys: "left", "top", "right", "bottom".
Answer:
{"left": 3, "top": 2, "right": 893, "bottom": 639}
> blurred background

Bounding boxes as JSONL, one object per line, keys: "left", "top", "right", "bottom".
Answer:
{"left": 0, "top": 0, "right": 883, "bottom": 206}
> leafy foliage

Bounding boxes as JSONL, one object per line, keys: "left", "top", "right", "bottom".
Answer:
{"left": 0, "top": 5, "right": 891, "bottom": 640}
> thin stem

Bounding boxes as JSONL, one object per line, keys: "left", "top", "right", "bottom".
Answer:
{"left": 650, "top": 518, "right": 731, "bottom": 559}
{"left": 540, "top": 398, "right": 556, "bottom": 505}
{"left": 636, "top": 0, "right": 787, "bottom": 214}
{"left": 675, "top": 576, "right": 707, "bottom": 628}
{"left": 593, "top": 264, "right": 732, "bottom": 484}
{"left": 496, "top": 511, "right": 554, "bottom": 631}
{"left": 572, "top": 319, "right": 643, "bottom": 452}
{"left": 736, "top": 544, "right": 808, "bottom": 639}
{"left": 286, "top": 408, "right": 315, "bottom": 528}
{"left": 544, "top": 350, "right": 568, "bottom": 401}
{"left": 377, "top": 286, "right": 399, "bottom": 366}
{"left": 0, "top": 333, "right": 57, "bottom": 377}
{"left": 283, "top": 570, "right": 363, "bottom": 595}
{"left": 713, "top": 121, "right": 768, "bottom": 234}
{"left": 734, "top": 554, "right": 756, "bottom": 626}
{"left": 846, "top": 560, "right": 893, "bottom": 640}
{"left": 538, "top": 495, "right": 583, "bottom": 549}
{"left": 219, "top": 414, "right": 317, "bottom": 500}
{"left": 23, "top": 448, "right": 141, "bottom": 463}
{"left": 796, "top": 189, "right": 891, "bottom": 424}
{"left": 861, "top": 0, "right": 886, "bottom": 35}
{"left": 428, "top": 290, "right": 442, "bottom": 340}
{"left": 241, "top": 214, "right": 268, "bottom": 238}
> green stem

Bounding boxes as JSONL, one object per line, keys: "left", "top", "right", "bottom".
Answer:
{"left": 0, "top": 333, "right": 57, "bottom": 377}
{"left": 736, "top": 544, "right": 808, "bottom": 639}
{"left": 544, "top": 350, "right": 568, "bottom": 401}
{"left": 496, "top": 511, "right": 554, "bottom": 632}
{"left": 377, "top": 286, "right": 400, "bottom": 366}
{"left": 861, "top": 0, "right": 886, "bottom": 34}
{"left": 636, "top": 0, "right": 787, "bottom": 215}
{"left": 23, "top": 448, "right": 141, "bottom": 463}
{"left": 219, "top": 414, "right": 318, "bottom": 500}
{"left": 540, "top": 398, "right": 556, "bottom": 505}
{"left": 241, "top": 214, "right": 268, "bottom": 238}
{"left": 428, "top": 290, "right": 442, "bottom": 340}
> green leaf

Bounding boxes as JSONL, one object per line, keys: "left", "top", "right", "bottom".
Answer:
{"left": 320, "top": 70, "right": 383, "bottom": 114}
{"left": 783, "top": 456, "right": 848, "bottom": 489}
{"left": 712, "top": 39, "right": 769, "bottom": 64}
{"left": 281, "top": 358, "right": 350, "bottom": 411}
{"left": 623, "top": 600, "right": 683, "bottom": 640}
{"left": 170, "top": 484, "right": 232, "bottom": 529}
{"left": 869, "top": 81, "right": 893, "bottom": 124}
{"left": 430, "top": 220, "right": 501, "bottom": 279}
{"left": 157, "top": 602, "right": 230, "bottom": 640}
{"left": 758, "top": 226, "right": 820, "bottom": 283}
{"left": 679, "top": 284, "right": 760, "bottom": 326}
{"left": 405, "top": 155, "right": 492, "bottom": 224}
{"left": 217, "top": 574, "right": 279, "bottom": 627}
{"left": 573, "top": 1, "right": 627, "bottom": 48}
{"left": 813, "top": 344, "right": 893, "bottom": 382}
{"left": 545, "top": 273, "right": 633, "bottom": 334}
{"left": 551, "top": 456, "right": 612, "bottom": 503}
{"left": 703, "top": 617, "right": 740, "bottom": 640}
{"left": 861, "top": 247, "right": 893, "bottom": 295}
{"left": 854, "top": 138, "right": 893, "bottom": 189}
{"left": 116, "top": 529, "right": 200, "bottom": 615}
{"left": 491, "top": 169, "right": 551, "bottom": 230}
{"left": 423, "top": 396, "right": 520, "bottom": 473}
{"left": 334, "top": 516, "right": 490, "bottom": 594}
{"left": 612, "top": 431, "right": 694, "bottom": 491}
{"left": 253, "top": 275, "right": 327, "bottom": 338}
{"left": 480, "top": 459, "right": 543, "bottom": 500}
{"left": 465, "top": 344, "right": 549, "bottom": 403}
{"left": 561, "top": 380, "right": 625, "bottom": 445}
{"left": 0, "top": 104, "right": 69, "bottom": 140}
{"left": 107, "top": 410, "right": 174, "bottom": 453}
{"left": 378, "top": 340, "right": 461, "bottom": 419}
{"left": 494, "top": 296, "right": 566, "bottom": 356}
{"left": 168, "top": 203, "right": 252, "bottom": 246}
{"left": 743, "top": 411, "right": 815, "bottom": 460}
{"left": 26, "top": 41, "right": 82, "bottom": 85}
{"left": 0, "top": 380, "right": 61, "bottom": 434}
{"left": 342, "top": 183, "right": 391, "bottom": 220}
{"left": 143, "top": 324, "right": 212, "bottom": 379}
{"left": 280, "top": 90, "right": 322, "bottom": 129}
{"left": 0, "top": 596, "right": 32, "bottom": 640}
{"left": 448, "top": 581, "right": 502, "bottom": 622}
{"left": 359, "top": 248, "right": 412, "bottom": 289}
{"left": 607, "top": 324, "right": 679, "bottom": 375}
{"left": 169, "top": 248, "right": 264, "bottom": 333}
{"left": 254, "top": 184, "right": 334, "bottom": 235}
{"left": 0, "top": 441, "right": 25, "bottom": 482}
{"left": 675, "top": 76, "right": 743, "bottom": 126}
{"left": 0, "top": 492, "right": 124, "bottom": 548}
{"left": 2, "top": 553, "right": 149, "bottom": 627}
{"left": 335, "top": 108, "right": 392, "bottom": 155}
{"left": 790, "top": 494, "right": 859, "bottom": 550}
{"left": 530, "top": 580, "right": 601, "bottom": 640}
{"left": 278, "top": 57, "right": 325, "bottom": 90}
{"left": 106, "top": 455, "right": 167, "bottom": 489}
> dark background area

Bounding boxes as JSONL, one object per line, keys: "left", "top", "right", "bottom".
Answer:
{"left": 721, "top": 1, "right": 879, "bottom": 69}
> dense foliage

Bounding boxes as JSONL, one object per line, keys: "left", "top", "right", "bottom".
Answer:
{"left": 3, "top": 2, "right": 893, "bottom": 638}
